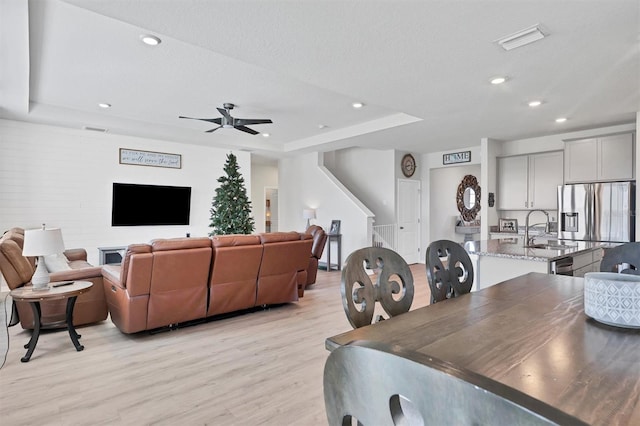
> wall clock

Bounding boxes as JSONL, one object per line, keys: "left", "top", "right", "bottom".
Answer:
{"left": 401, "top": 153, "right": 416, "bottom": 177}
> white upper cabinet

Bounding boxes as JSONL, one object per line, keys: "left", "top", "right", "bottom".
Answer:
{"left": 529, "top": 151, "right": 564, "bottom": 209}
{"left": 497, "top": 155, "right": 528, "bottom": 209}
{"left": 565, "top": 133, "right": 634, "bottom": 183}
{"left": 498, "top": 151, "right": 564, "bottom": 210}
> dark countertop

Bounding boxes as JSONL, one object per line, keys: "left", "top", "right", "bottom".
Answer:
{"left": 464, "top": 239, "right": 607, "bottom": 262}
{"left": 325, "top": 273, "right": 640, "bottom": 425}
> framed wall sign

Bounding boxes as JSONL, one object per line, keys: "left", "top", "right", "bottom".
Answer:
{"left": 443, "top": 151, "right": 471, "bottom": 165}
{"left": 119, "top": 148, "right": 182, "bottom": 169}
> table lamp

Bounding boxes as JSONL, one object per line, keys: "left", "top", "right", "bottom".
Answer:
{"left": 303, "top": 208, "right": 316, "bottom": 229}
{"left": 22, "top": 225, "right": 65, "bottom": 290}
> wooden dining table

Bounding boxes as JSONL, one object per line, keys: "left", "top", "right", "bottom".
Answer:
{"left": 326, "top": 272, "right": 640, "bottom": 425}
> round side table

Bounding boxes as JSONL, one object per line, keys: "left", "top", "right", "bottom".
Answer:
{"left": 10, "top": 281, "right": 93, "bottom": 362}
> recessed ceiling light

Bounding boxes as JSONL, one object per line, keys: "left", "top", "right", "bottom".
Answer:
{"left": 318, "top": 124, "right": 328, "bottom": 129}
{"left": 98, "top": 103, "right": 111, "bottom": 108}
{"left": 140, "top": 35, "right": 161, "bottom": 46}
{"left": 352, "top": 102, "right": 364, "bottom": 109}
{"left": 490, "top": 77, "right": 507, "bottom": 85}
{"left": 262, "top": 133, "right": 270, "bottom": 138}
{"left": 528, "top": 100, "right": 542, "bottom": 107}
{"left": 496, "top": 25, "right": 546, "bottom": 51}
{"left": 555, "top": 117, "right": 567, "bottom": 123}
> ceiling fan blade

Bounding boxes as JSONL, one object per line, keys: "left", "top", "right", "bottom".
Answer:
{"left": 179, "top": 116, "right": 223, "bottom": 125}
{"left": 206, "top": 126, "right": 222, "bottom": 133}
{"left": 234, "top": 125, "right": 260, "bottom": 135}
{"left": 217, "top": 108, "right": 233, "bottom": 121}
{"left": 234, "top": 118, "right": 273, "bottom": 126}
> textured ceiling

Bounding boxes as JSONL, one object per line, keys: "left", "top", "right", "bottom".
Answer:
{"left": 1, "top": 0, "right": 638, "bottom": 159}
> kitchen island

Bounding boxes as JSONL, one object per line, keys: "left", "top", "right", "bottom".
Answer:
{"left": 464, "top": 238, "right": 605, "bottom": 289}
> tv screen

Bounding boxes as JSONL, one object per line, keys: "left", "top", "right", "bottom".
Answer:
{"left": 112, "top": 183, "right": 191, "bottom": 226}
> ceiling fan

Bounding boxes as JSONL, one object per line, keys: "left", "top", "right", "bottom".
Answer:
{"left": 179, "top": 103, "right": 272, "bottom": 135}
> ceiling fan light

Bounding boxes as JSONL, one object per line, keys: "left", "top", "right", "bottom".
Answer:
{"left": 222, "top": 124, "right": 233, "bottom": 128}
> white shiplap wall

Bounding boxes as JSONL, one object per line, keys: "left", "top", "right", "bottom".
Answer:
{"left": 0, "top": 119, "right": 251, "bottom": 266}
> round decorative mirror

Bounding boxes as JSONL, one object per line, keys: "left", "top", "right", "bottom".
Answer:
{"left": 457, "top": 175, "right": 481, "bottom": 221}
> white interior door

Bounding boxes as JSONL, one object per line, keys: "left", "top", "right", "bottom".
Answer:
{"left": 397, "top": 179, "right": 421, "bottom": 264}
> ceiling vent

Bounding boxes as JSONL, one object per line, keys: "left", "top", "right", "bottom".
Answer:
{"left": 496, "top": 25, "right": 546, "bottom": 51}
{"left": 83, "top": 126, "right": 108, "bottom": 133}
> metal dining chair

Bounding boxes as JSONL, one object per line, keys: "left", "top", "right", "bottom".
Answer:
{"left": 600, "top": 242, "right": 640, "bottom": 275}
{"left": 323, "top": 340, "right": 587, "bottom": 426}
{"left": 425, "top": 239, "right": 473, "bottom": 304}
{"left": 340, "top": 247, "right": 414, "bottom": 329}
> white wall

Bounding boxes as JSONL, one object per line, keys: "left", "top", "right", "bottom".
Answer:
{"left": 481, "top": 138, "right": 501, "bottom": 240}
{"left": 250, "top": 161, "right": 278, "bottom": 233}
{"left": 422, "top": 146, "right": 482, "bottom": 247}
{"left": 279, "top": 152, "right": 373, "bottom": 266}
{"left": 0, "top": 119, "right": 250, "bottom": 265}
{"left": 324, "top": 147, "right": 395, "bottom": 225}
{"left": 429, "top": 164, "right": 481, "bottom": 243}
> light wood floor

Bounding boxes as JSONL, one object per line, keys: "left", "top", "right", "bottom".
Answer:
{"left": 0, "top": 265, "right": 431, "bottom": 425}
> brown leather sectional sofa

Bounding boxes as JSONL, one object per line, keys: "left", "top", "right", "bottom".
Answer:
{"left": 102, "top": 232, "right": 313, "bottom": 334}
{"left": 1, "top": 227, "right": 320, "bottom": 334}
{"left": 0, "top": 228, "right": 108, "bottom": 329}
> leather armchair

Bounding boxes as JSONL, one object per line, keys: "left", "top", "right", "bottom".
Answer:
{"left": 0, "top": 227, "right": 108, "bottom": 329}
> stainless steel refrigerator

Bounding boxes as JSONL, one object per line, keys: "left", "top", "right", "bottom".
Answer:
{"left": 558, "top": 182, "right": 635, "bottom": 242}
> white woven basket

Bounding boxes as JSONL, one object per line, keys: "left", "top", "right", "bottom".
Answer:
{"left": 584, "top": 272, "right": 640, "bottom": 328}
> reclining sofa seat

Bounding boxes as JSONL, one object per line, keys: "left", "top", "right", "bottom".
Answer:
{"left": 257, "top": 232, "right": 313, "bottom": 305}
{"left": 102, "top": 237, "right": 212, "bottom": 333}
{"left": 305, "top": 225, "right": 328, "bottom": 290}
{"left": 208, "top": 234, "right": 263, "bottom": 316}
{"left": 0, "top": 227, "right": 108, "bottom": 329}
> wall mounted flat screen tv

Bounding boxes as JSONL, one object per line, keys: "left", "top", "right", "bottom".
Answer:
{"left": 112, "top": 183, "right": 191, "bottom": 226}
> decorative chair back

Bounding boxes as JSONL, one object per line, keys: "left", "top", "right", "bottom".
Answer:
{"left": 323, "top": 341, "right": 587, "bottom": 426}
{"left": 426, "top": 239, "right": 473, "bottom": 304}
{"left": 600, "top": 242, "right": 640, "bottom": 275}
{"left": 341, "top": 247, "right": 413, "bottom": 329}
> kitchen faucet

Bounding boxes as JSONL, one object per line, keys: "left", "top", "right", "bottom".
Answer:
{"left": 524, "top": 209, "right": 550, "bottom": 247}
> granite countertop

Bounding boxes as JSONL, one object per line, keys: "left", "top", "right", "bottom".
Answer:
{"left": 464, "top": 239, "right": 606, "bottom": 262}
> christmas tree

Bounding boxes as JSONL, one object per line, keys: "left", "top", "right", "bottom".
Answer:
{"left": 209, "top": 153, "right": 255, "bottom": 235}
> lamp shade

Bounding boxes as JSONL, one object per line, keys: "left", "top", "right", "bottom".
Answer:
{"left": 22, "top": 228, "right": 65, "bottom": 256}
{"left": 303, "top": 209, "right": 317, "bottom": 220}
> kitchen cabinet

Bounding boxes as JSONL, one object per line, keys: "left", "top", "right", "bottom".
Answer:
{"left": 497, "top": 151, "right": 563, "bottom": 210}
{"left": 564, "top": 133, "right": 634, "bottom": 183}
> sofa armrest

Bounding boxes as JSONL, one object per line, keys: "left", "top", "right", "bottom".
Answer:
{"left": 64, "top": 248, "right": 88, "bottom": 262}
{"left": 49, "top": 265, "right": 103, "bottom": 282}
{"left": 101, "top": 264, "right": 122, "bottom": 286}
